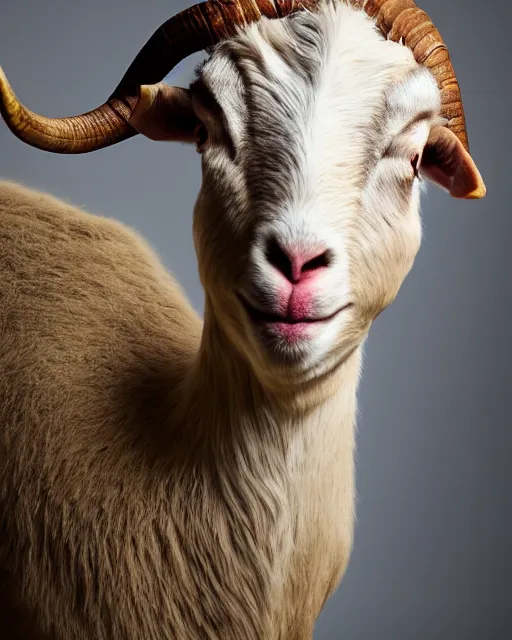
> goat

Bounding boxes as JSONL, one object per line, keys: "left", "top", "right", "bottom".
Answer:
{"left": 0, "top": 1, "right": 485, "bottom": 638}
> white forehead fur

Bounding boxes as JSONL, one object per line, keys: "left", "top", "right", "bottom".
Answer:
{"left": 197, "top": 0, "right": 441, "bottom": 205}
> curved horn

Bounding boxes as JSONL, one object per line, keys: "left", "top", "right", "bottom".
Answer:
{"left": 0, "top": 0, "right": 316, "bottom": 154}
{"left": 0, "top": 0, "right": 472, "bottom": 155}
{"left": 0, "top": 68, "right": 140, "bottom": 154}
{"left": 352, "top": 0, "right": 470, "bottom": 152}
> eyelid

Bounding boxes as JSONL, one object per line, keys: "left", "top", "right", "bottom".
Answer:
{"left": 405, "top": 119, "right": 431, "bottom": 151}
{"left": 382, "top": 117, "right": 432, "bottom": 160}
{"left": 194, "top": 123, "right": 209, "bottom": 153}
{"left": 190, "top": 81, "right": 238, "bottom": 160}
{"left": 398, "top": 111, "right": 436, "bottom": 137}
{"left": 411, "top": 153, "right": 420, "bottom": 177}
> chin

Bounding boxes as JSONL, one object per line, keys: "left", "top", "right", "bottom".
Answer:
{"left": 240, "top": 303, "right": 358, "bottom": 384}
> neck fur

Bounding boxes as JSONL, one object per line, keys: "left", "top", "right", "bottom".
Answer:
{"left": 167, "top": 298, "right": 362, "bottom": 634}
{"left": 174, "top": 297, "right": 362, "bottom": 486}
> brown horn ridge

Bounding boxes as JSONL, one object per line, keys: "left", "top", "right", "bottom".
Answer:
{"left": 352, "top": 0, "right": 469, "bottom": 152}
{"left": 0, "top": 0, "right": 470, "bottom": 154}
{"left": 0, "top": 0, "right": 316, "bottom": 154}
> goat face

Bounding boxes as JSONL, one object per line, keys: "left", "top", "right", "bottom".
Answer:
{"left": 0, "top": 1, "right": 485, "bottom": 389}
{"left": 191, "top": 5, "right": 438, "bottom": 387}
{"left": 0, "top": 1, "right": 483, "bottom": 390}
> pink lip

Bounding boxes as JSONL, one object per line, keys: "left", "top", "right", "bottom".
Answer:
{"left": 238, "top": 294, "right": 352, "bottom": 332}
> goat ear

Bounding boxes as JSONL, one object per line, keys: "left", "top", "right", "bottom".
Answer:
{"left": 420, "top": 126, "right": 486, "bottom": 199}
{"left": 128, "top": 83, "right": 199, "bottom": 143}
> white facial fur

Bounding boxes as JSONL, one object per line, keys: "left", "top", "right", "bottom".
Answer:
{"left": 191, "top": 1, "right": 442, "bottom": 389}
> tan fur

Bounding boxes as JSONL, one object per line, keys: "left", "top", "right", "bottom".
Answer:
{"left": 0, "top": 181, "right": 361, "bottom": 639}
{"left": 0, "top": 6, "right": 444, "bottom": 638}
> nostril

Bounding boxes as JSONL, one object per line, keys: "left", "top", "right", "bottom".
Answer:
{"left": 264, "top": 236, "right": 332, "bottom": 283}
{"left": 302, "top": 250, "right": 331, "bottom": 273}
{"left": 265, "top": 237, "right": 294, "bottom": 282}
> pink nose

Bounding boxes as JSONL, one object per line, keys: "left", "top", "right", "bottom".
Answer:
{"left": 265, "top": 236, "right": 332, "bottom": 284}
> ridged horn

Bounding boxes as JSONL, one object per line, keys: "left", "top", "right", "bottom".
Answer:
{"left": 0, "top": 0, "right": 317, "bottom": 154}
{"left": 352, "top": 0, "right": 470, "bottom": 152}
{"left": 0, "top": 0, "right": 470, "bottom": 154}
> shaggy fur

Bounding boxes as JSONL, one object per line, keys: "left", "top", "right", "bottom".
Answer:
{"left": 0, "top": 3, "right": 443, "bottom": 639}
{"left": 0, "top": 180, "right": 358, "bottom": 639}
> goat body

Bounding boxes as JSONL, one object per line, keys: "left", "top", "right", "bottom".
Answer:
{"left": 0, "top": 182, "right": 358, "bottom": 639}
{"left": 0, "top": 1, "right": 479, "bottom": 637}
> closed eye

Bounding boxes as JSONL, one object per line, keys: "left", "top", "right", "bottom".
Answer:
{"left": 190, "top": 79, "right": 237, "bottom": 159}
{"left": 195, "top": 123, "right": 209, "bottom": 153}
{"left": 411, "top": 153, "right": 420, "bottom": 178}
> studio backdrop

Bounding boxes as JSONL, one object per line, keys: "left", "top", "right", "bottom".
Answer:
{"left": 0, "top": 1, "right": 509, "bottom": 638}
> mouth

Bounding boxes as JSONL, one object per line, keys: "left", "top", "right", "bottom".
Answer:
{"left": 237, "top": 294, "right": 353, "bottom": 329}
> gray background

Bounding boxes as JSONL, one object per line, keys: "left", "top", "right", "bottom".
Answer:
{"left": 0, "top": 1, "right": 509, "bottom": 638}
